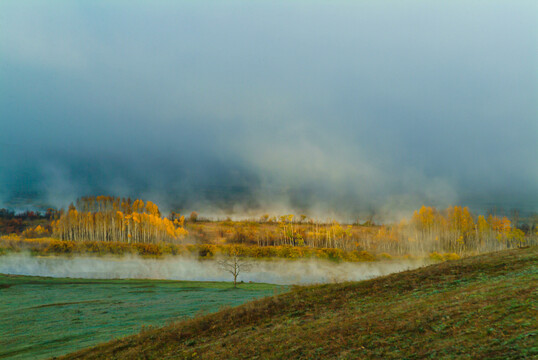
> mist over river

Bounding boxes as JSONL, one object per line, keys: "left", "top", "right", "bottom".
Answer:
{"left": 0, "top": 253, "right": 430, "bottom": 285}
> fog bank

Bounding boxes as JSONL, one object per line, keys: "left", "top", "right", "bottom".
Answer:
{"left": 1, "top": 1, "right": 537, "bottom": 219}
{"left": 0, "top": 253, "right": 430, "bottom": 285}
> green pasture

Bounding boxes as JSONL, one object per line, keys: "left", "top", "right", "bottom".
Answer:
{"left": 0, "top": 274, "right": 284, "bottom": 360}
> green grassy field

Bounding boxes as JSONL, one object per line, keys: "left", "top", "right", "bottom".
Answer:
{"left": 60, "top": 247, "right": 537, "bottom": 359}
{"left": 0, "top": 275, "right": 284, "bottom": 360}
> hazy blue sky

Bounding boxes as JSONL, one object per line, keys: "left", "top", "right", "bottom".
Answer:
{"left": 1, "top": 1, "right": 537, "bottom": 219}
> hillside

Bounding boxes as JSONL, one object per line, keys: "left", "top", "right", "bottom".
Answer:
{"left": 59, "top": 247, "right": 537, "bottom": 360}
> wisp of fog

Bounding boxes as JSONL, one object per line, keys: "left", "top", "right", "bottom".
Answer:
{"left": 0, "top": 253, "right": 430, "bottom": 285}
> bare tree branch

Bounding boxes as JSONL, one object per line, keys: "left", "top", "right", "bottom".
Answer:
{"left": 217, "top": 246, "right": 252, "bottom": 287}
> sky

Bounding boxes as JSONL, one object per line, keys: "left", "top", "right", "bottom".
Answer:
{"left": 1, "top": 0, "right": 537, "bottom": 220}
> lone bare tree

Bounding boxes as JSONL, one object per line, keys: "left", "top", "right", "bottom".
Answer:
{"left": 217, "top": 246, "right": 252, "bottom": 287}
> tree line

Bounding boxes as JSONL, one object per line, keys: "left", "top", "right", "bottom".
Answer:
{"left": 190, "top": 206, "right": 535, "bottom": 255}
{"left": 4, "top": 196, "right": 536, "bottom": 255}
{"left": 51, "top": 196, "right": 187, "bottom": 243}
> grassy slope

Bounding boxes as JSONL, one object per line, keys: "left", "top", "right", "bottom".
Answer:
{"left": 60, "top": 247, "right": 537, "bottom": 360}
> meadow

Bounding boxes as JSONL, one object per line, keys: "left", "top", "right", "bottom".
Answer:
{"left": 0, "top": 275, "right": 283, "bottom": 360}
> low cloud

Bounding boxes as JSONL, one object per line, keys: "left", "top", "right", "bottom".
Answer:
{"left": 0, "top": 253, "right": 431, "bottom": 285}
{"left": 0, "top": 1, "right": 536, "bottom": 219}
